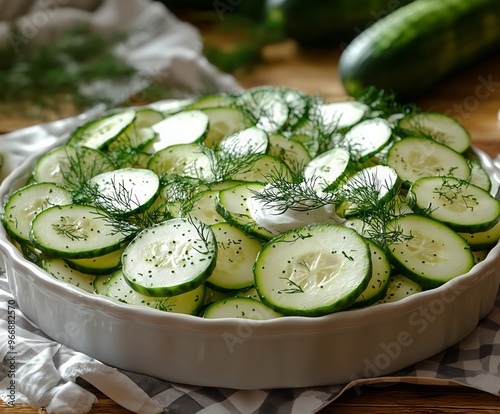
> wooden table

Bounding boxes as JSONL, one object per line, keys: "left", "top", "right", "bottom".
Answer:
{"left": 2, "top": 32, "right": 500, "bottom": 414}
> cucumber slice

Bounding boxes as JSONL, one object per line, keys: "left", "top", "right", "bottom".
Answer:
{"left": 304, "top": 147, "right": 351, "bottom": 192}
{"left": 201, "top": 107, "right": 249, "bottom": 147}
{"left": 385, "top": 214, "right": 474, "bottom": 289}
{"left": 351, "top": 240, "right": 391, "bottom": 308}
{"left": 375, "top": 274, "right": 423, "bottom": 304}
{"left": 230, "top": 154, "right": 291, "bottom": 183}
{"left": 336, "top": 165, "right": 400, "bottom": 217}
{"left": 408, "top": 176, "right": 500, "bottom": 233}
{"left": 33, "top": 145, "right": 115, "bottom": 188}
{"left": 88, "top": 168, "right": 160, "bottom": 216}
{"left": 106, "top": 270, "right": 205, "bottom": 315}
{"left": 168, "top": 189, "right": 225, "bottom": 225}
{"left": 109, "top": 127, "right": 157, "bottom": 152}
{"left": 468, "top": 161, "right": 492, "bottom": 192}
{"left": 122, "top": 217, "right": 217, "bottom": 297}
{"left": 215, "top": 182, "right": 275, "bottom": 240}
{"left": 42, "top": 258, "right": 95, "bottom": 293}
{"left": 1, "top": 182, "right": 72, "bottom": 243}
{"left": 185, "top": 93, "right": 235, "bottom": 110}
{"left": 268, "top": 134, "right": 312, "bottom": 170}
{"left": 65, "top": 246, "right": 125, "bottom": 276}
{"left": 93, "top": 274, "right": 111, "bottom": 295}
{"left": 459, "top": 220, "right": 500, "bottom": 251}
{"left": 134, "top": 108, "right": 164, "bottom": 128}
{"left": 343, "top": 118, "right": 393, "bottom": 160}
{"left": 320, "top": 101, "right": 368, "bottom": 130}
{"left": 151, "top": 110, "right": 209, "bottom": 152}
{"left": 30, "top": 204, "right": 128, "bottom": 259}
{"left": 254, "top": 224, "right": 372, "bottom": 316}
{"left": 147, "top": 143, "right": 213, "bottom": 181}
{"left": 67, "top": 110, "right": 136, "bottom": 149}
{"left": 207, "top": 222, "right": 262, "bottom": 292}
{"left": 203, "top": 297, "right": 283, "bottom": 320}
{"left": 219, "top": 126, "right": 269, "bottom": 156}
{"left": 386, "top": 137, "right": 471, "bottom": 185}
{"left": 237, "top": 87, "right": 290, "bottom": 134}
{"left": 398, "top": 112, "right": 470, "bottom": 154}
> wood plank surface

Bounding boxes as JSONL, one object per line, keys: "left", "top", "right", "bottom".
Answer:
{"left": 2, "top": 20, "right": 500, "bottom": 414}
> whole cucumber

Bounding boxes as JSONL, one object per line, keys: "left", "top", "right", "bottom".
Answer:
{"left": 339, "top": 0, "right": 500, "bottom": 100}
{"left": 277, "top": 0, "right": 415, "bottom": 47}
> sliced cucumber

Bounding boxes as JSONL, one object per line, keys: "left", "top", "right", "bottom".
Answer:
{"left": 237, "top": 87, "right": 289, "bottom": 134}
{"left": 385, "top": 214, "right": 474, "bottom": 289}
{"left": 375, "top": 274, "right": 423, "bottom": 304}
{"left": 336, "top": 165, "right": 400, "bottom": 217}
{"left": 147, "top": 143, "right": 213, "bottom": 181}
{"left": 203, "top": 297, "right": 283, "bottom": 320}
{"left": 185, "top": 93, "right": 235, "bottom": 110}
{"left": 42, "top": 258, "right": 95, "bottom": 293}
{"left": 88, "top": 168, "right": 160, "bottom": 216}
{"left": 215, "top": 182, "right": 275, "bottom": 240}
{"left": 268, "top": 134, "right": 312, "bottom": 170}
{"left": 229, "top": 154, "right": 291, "bottom": 183}
{"left": 30, "top": 204, "right": 128, "bottom": 259}
{"left": 201, "top": 107, "right": 249, "bottom": 147}
{"left": 133, "top": 108, "right": 164, "bottom": 128}
{"left": 93, "top": 274, "right": 111, "bottom": 295}
{"left": 468, "top": 161, "right": 492, "bottom": 192}
{"left": 33, "top": 145, "right": 115, "bottom": 188}
{"left": 304, "top": 147, "right": 351, "bottom": 192}
{"left": 65, "top": 246, "right": 125, "bottom": 276}
{"left": 319, "top": 101, "right": 368, "bottom": 130}
{"left": 387, "top": 137, "right": 471, "bottom": 185}
{"left": 150, "top": 110, "right": 209, "bottom": 152}
{"left": 106, "top": 269, "right": 205, "bottom": 315}
{"left": 254, "top": 224, "right": 371, "bottom": 316}
{"left": 122, "top": 217, "right": 217, "bottom": 296}
{"left": 109, "top": 127, "right": 157, "bottom": 153}
{"left": 169, "top": 189, "right": 225, "bottom": 225}
{"left": 408, "top": 176, "right": 500, "bottom": 233}
{"left": 67, "top": 110, "right": 136, "bottom": 149}
{"left": 459, "top": 220, "right": 500, "bottom": 251}
{"left": 2, "top": 182, "right": 72, "bottom": 243}
{"left": 219, "top": 126, "right": 269, "bottom": 156}
{"left": 207, "top": 222, "right": 262, "bottom": 292}
{"left": 351, "top": 240, "right": 391, "bottom": 308}
{"left": 398, "top": 112, "right": 470, "bottom": 154}
{"left": 343, "top": 118, "right": 393, "bottom": 160}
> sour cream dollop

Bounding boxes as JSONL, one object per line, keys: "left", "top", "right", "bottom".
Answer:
{"left": 248, "top": 184, "right": 345, "bottom": 236}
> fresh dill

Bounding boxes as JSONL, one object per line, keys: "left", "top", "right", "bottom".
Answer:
{"left": 278, "top": 277, "right": 304, "bottom": 294}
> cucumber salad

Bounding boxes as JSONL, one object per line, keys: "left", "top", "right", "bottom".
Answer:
{"left": 2, "top": 87, "right": 500, "bottom": 318}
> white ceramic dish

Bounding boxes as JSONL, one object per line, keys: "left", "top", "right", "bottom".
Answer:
{"left": 1, "top": 123, "right": 499, "bottom": 389}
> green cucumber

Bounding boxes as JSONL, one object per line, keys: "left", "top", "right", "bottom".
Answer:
{"left": 122, "top": 217, "right": 217, "bottom": 297}
{"left": 386, "top": 137, "right": 471, "bottom": 185}
{"left": 279, "top": 0, "right": 415, "bottom": 47}
{"left": 375, "top": 274, "right": 423, "bottom": 304}
{"left": 339, "top": 0, "right": 500, "bottom": 100}
{"left": 407, "top": 176, "right": 500, "bottom": 233}
{"left": 30, "top": 204, "right": 128, "bottom": 259}
{"left": 67, "top": 110, "right": 136, "bottom": 149}
{"left": 203, "top": 297, "right": 283, "bottom": 320}
{"left": 385, "top": 214, "right": 474, "bottom": 289}
{"left": 1, "top": 182, "right": 72, "bottom": 243}
{"left": 65, "top": 246, "right": 125, "bottom": 276}
{"left": 42, "top": 258, "right": 96, "bottom": 293}
{"left": 459, "top": 220, "right": 500, "bottom": 251}
{"left": 397, "top": 112, "right": 470, "bottom": 154}
{"left": 254, "top": 224, "right": 371, "bottom": 316}
{"left": 207, "top": 222, "right": 262, "bottom": 292}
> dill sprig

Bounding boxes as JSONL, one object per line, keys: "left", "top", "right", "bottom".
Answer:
{"left": 354, "top": 86, "right": 420, "bottom": 120}
{"left": 251, "top": 169, "right": 336, "bottom": 214}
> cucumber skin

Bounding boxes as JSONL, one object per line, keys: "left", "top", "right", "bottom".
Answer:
{"left": 280, "top": 0, "right": 415, "bottom": 47}
{"left": 339, "top": 0, "right": 500, "bottom": 100}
